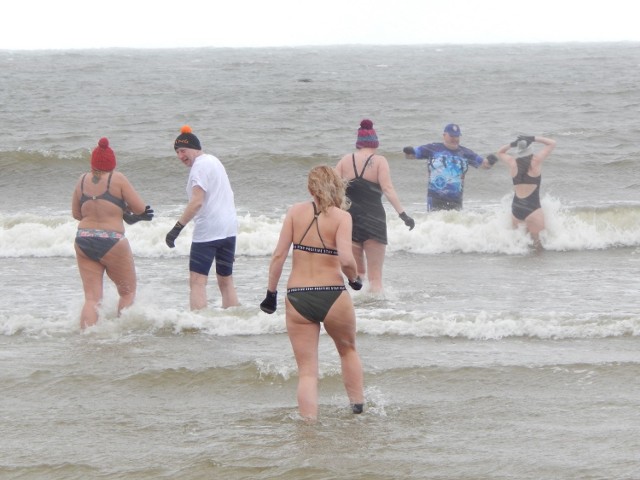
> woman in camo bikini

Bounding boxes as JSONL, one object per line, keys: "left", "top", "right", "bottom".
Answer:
{"left": 71, "top": 137, "right": 153, "bottom": 329}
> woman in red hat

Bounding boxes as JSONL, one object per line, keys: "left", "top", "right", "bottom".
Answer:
{"left": 71, "top": 137, "right": 153, "bottom": 329}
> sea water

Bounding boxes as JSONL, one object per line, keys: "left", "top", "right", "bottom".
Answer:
{"left": 1, "top": 43, "right": 639, "bottom": 479}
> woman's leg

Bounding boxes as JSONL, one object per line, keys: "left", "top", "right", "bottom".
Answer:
{"left": 323, "top": 293, "right": 364, "bottom": 407}
{"left": 74, "top": 244, "right": 105, "bottom": 329}
{"left": 102, "top": 239, "right": 137, "bottom": 315}
{"left": 362, "top": 240, "right": 386, "bottom": 293}
{"left": 525, "top": 209, "right": 545, "bottom": 250}
{"left": 285, "top": 298, "right": 321, "bottom": 421}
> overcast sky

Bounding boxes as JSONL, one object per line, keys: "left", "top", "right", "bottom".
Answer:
{"left": 2, "top": 0, "right": 638, "bottom": 50}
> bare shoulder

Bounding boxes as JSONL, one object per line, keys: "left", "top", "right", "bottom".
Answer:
{"left": 111, "top": 170, "right": 128, "bottom": 180}
{"left": 289, "top": 201, "right": 312, "bottom": 215}
{"left": 373, "top": 153, "right": 389, "bottom": 167}
{"left": 336, "top": 153, "right": 351, "bottom": 170}
{"left": 329, "top": 205, "right": 351, "bottom": 222}
{"left": 112, "top": 170, "right": 133, "bottom": 187}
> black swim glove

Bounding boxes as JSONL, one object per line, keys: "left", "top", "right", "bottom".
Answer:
{"left": 348, "top": 277, "right": 363, "bottom": 291}
{"left": 165, "top": 221, "right": 184, "bottom": 248}
{"left": 399, "top": 211, "right": 415, "bottom": 230}
{"left": 487, "top": 154, "right": 499, "bottom": 166}
{"left": 260, "top": 290, "right": 277, "bottom": 314}
{"left": 403, "top": 146, "right": 415, "bottom": 156}
{"left": 123, "top": 205, "right": 155, "bottom": 225}
{"left": 517, "top": 135, "right": 535, "bottom": 146}
{"left": 123, "top": 211, "right": 138, "bottom": 225}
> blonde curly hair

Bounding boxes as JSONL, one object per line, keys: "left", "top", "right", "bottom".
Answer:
{"left": 307, "top": 165, "right": 349, "bottom": 213}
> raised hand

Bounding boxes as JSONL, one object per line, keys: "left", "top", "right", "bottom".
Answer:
{"left": 517, "top": 135, "right": 535, "bottom": 146}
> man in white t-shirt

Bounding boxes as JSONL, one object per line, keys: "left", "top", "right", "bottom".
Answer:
{"left": 166, "top": 125, "right": 239, "bottom": 310}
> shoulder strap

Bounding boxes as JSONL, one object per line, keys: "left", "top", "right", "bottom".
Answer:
{"left": 296, "top": 202, "right": 327, "bottom": 248}
{"left": 351, "top": 154, "right": 359, "bottom": 177}
{"left": 105, "top": 171, "right": 114, "bottom": 191}
{"left": 80, "top": 173, "right": 87, "bottom": 194}
{"left": 352, "top": 154, "right": 375, "bottom": 178}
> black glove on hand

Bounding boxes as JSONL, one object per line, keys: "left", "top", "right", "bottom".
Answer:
{"left": 260, "top": 290, "right": 277, "bottom": 313}
{"left": 403, "top": 146, "right": 415, "bottom": 156}
{"left": 348, "top": 277, "right": 363, "bottom": 291}
{"left": 517, "top": 135, "right": 535, "bottom": 146}
{"left": 123, "top": 205, "right": 154, "bottom": 225}
{"left": 487, "top": 154, "right": 499, "bottom": 166}
{"left": 139, "top": 205, "right": 154, "bottom": 221}
{"left": 123, "top": 211, "right": 138, "bottom": 225}
{"left": 165, "top": 221, "right": 184, "bottom": 248}
{"left": 399, "top": 211, "right": 415, "bottom": 230}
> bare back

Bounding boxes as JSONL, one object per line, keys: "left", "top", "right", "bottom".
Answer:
{"left": 287, "top": 201, "right": 353, "bottom": 288}
{"left": 336, "top": 149, "right": 404, "bottom": 214}
{"left": 72, "top": 170, "right": 145, "bottom": 232}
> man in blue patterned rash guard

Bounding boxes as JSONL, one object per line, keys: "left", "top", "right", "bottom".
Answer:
{"left": 403, "top": 124, "right": 497, "bottom": 211}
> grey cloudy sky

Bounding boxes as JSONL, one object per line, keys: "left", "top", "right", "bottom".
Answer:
{"left": 2, "top": 0, "right": 637, "bottom": 50}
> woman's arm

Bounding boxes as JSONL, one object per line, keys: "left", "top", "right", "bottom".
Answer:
{"left": 71, "top": 177, "right": 83, "bottom": 221}
{"left": 266, "top": 211, "right": 293, "bottom": 292}
{"left": 336, "top": 212, "right": 358, "bottom": 282}
{"left": 119, "top": 174, "right": 147, "bottom": 215}
{"left": 532, "top": 136, "right": 556, "bottom": 162}
{"left": 377, "top": 157, "right": 406, "bottom": 214}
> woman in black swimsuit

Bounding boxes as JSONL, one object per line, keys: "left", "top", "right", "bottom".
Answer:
{"left": 260, "top": 165, "right": 365, "bottom": 421}
{"left": 71, "top": 137, "right": 153, "bottom": 329}
{"left": 335, "top": 119, "right": 414, "bottom": 293}
{"left": 495, "top": 135, "right": 556, "bottom": 250}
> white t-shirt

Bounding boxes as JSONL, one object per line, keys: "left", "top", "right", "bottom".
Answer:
{"left": 187, "top": 153, "right": 238, "bottom": 242}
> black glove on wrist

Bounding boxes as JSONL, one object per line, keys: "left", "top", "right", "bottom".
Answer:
{"left": 403, "top": 146, "right": 415, "bottom": 156}
{"left": 260, "top": 290, "right": 277, "bottom": 313}
{"left": 399, "top": 211, "right": 415, "bottom": 230}
{"left": 165, "top": 221, "right": 184, "bottom": 248}
{"left": 517, "top": 135, "right": 535, "bottom": 146}
{"left": 348, "top": 277, "right": 363, "bottom": 291}
{"left": 139, "top": 205, "right": 154, "bottom": 221}
{"left": 123, "top": 211, "right": 138, "bottom": 225}
{"left": 487, "top": 154, "right": 499, "bottom": 166}
{"left": 123, "top": 205, "right": 154, "bottom": 225}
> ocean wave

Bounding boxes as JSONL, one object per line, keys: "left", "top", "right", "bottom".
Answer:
{"left": 1, "top": 301, "right": 638, "bottom": 340}
{"left": 2, "top": 199, "right": 639, "bottom": 258}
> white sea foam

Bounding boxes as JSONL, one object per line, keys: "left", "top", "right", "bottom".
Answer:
{"left": 3, "top": 199, "right": 638, "bottom": 259}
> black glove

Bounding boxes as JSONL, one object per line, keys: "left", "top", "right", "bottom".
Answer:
{"left": 260, "top": 290, "right": 277, "bottom": 313}
{"left": 403, "top": 146, "right": 415, "bottom": 156}
{"left": 123, "top": 205, "right": 154, "bottom": 225}
{"left": 510, "top": 139, "right": 519, "bottom": 148}
{"left": 517, "top": 135, "right": 535, "bottom": 146}
{"left": 399, "top": 211, "right": 415, "bottom": 230}
{"left": 165, "top": 221, "right": 184, "bottom": 248}
{"left": 487, "top": 154, "right": 499, "bottom": 166}
{"left": 348, "top": 277, "right": 363, "bottom": 291}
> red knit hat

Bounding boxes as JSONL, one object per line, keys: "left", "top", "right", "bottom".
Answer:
{"left": 356, "top": 119, "right": 379, "bottom": 149}
{"left": 91, "top": 137, "right": 116, "bottom": 171}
